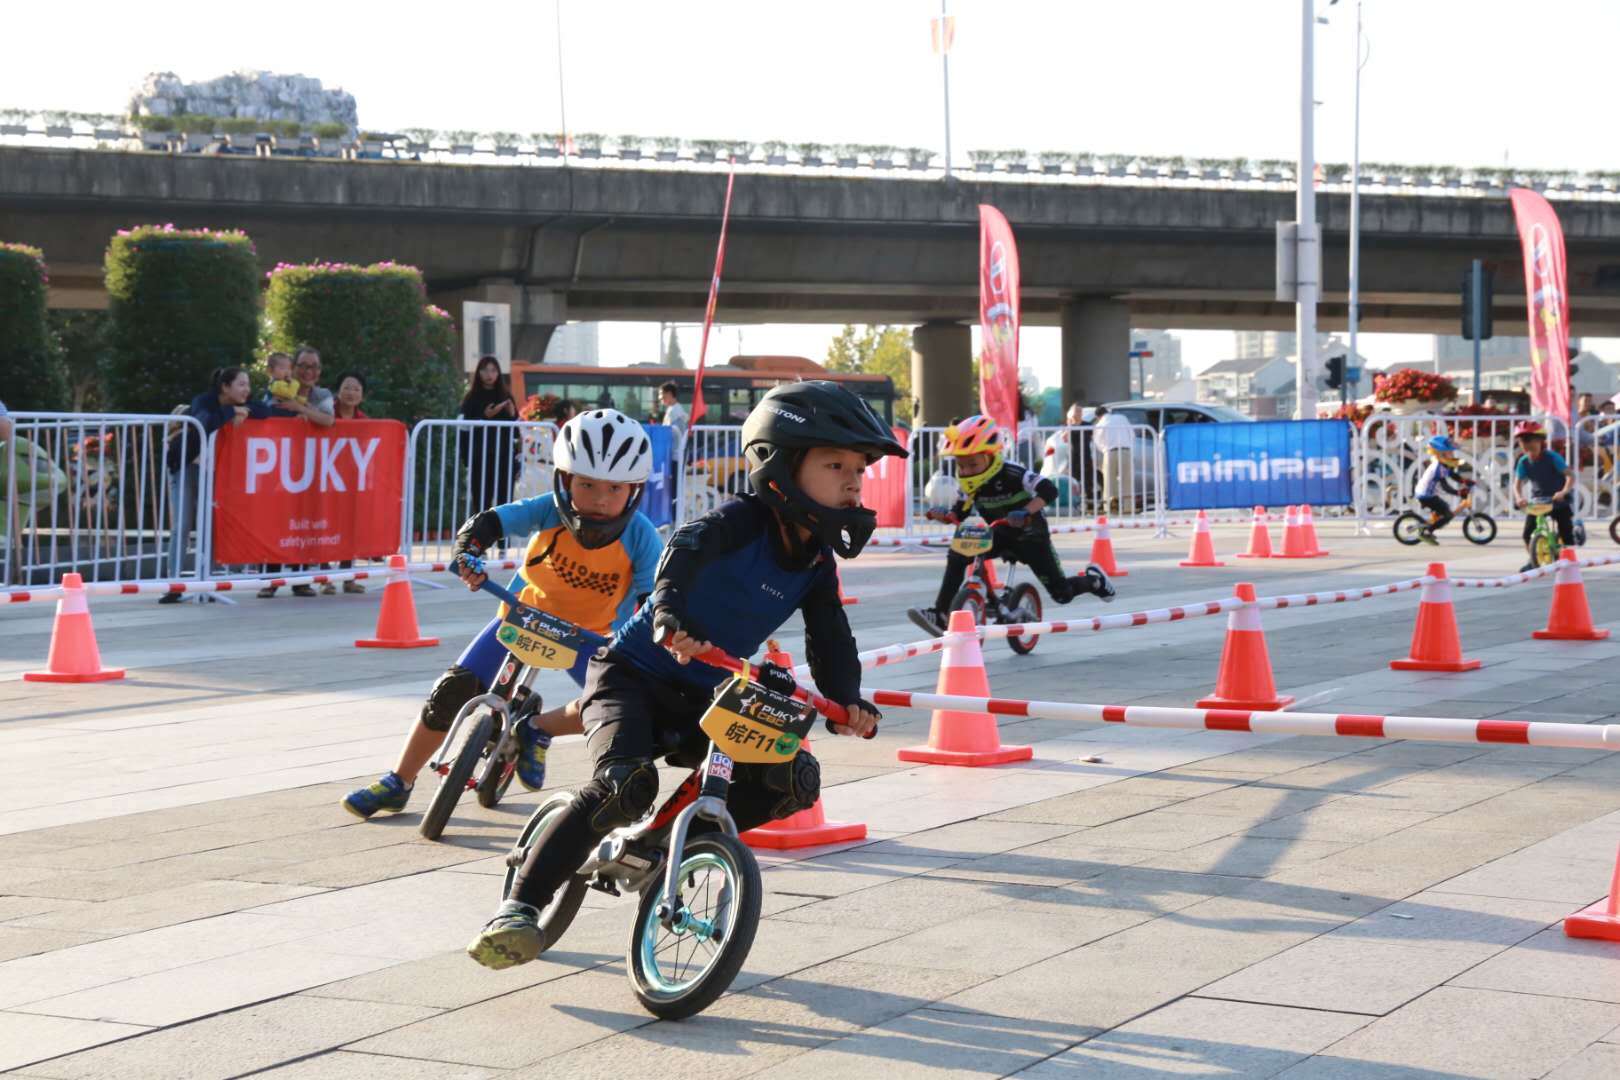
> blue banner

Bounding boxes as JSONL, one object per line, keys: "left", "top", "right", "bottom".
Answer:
{"left": 1166, "top": 420, "right": 1352, "bottom": 510}
{"left": 640, "top": 424, "right": 675, "bottom": 526}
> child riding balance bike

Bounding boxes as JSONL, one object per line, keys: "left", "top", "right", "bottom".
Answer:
{"left": 340, "top": 409, "right": 663, "bottom": 827}
{"left": 906, "top": 414, "right": 1114, "bottom": 639}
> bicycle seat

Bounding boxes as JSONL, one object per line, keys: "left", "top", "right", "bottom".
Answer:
{"left": 1528, "top": 503, "right": 1553, "bottom": 516}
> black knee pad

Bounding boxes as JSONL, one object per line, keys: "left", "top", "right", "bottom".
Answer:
{"left": 761, "top": 753, "right": 821, "bottom": 819}
{"left": 419, "top": 665, "right": 485, "bottom": 733}
{"left": 580, "top": 759, "right": 659, "bottom": 832}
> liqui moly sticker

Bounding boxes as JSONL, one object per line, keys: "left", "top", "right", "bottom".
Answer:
{"left": 708, "top": 751, "right": 734, "bottom": 782}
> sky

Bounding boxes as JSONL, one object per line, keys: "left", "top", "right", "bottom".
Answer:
{"left": 6, "top": 0, "right": 1618, "bottom": 384}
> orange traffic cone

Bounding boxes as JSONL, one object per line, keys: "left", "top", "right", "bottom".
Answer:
{"left": 1088, "top": 516, "right": 1127, "bottom": 577}
{"left": 355, "top": 555, "right": 440, "bottom": 649}
{"left": 1236, "top": 506, "right": 1274, "bottom": 559}
{"left": 1195, "top": 582, "right": 1294, "bottom": 711}
{"left": 1300, "top": 504, "right": 1329, "bottom": 557}
{"left": 898, "top": 609, "right": 1033, "bottom": 766}
{"left": 1276, "top": 506, "right": 1313, "bottom": 559}
{"left": 1533, "top": 549, "right": 1610, "bottom": 641}
{"left": 1565, "top": 844, "right": 1620, "bottom": 942}
{"left": 835, "top": 563, "right": 857, "bottom": 606}
{"left": 1391, "top": 563, "right": 1481, "bottom": 672}
{"left": 1179, "top": 510, "right": 1226, "bottom": 567}
{"left": 742, "top": 643, "right": 867, "bottom": 850}
{"left": 24, "top": 573, "right": 125, "bottom": 683}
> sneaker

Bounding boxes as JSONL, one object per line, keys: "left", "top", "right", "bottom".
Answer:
{"left": 514, "top": 720, "right": 552, "bottom": 792}
{"left": 1420, "top": 529, "right": 1439, "bottom": 546}
{"left": 342, "top": 772, "right": 412, "bottom": 819}
{"left": 906, "top": 607, "right": 947, "bottom": 637}
{"left": 467, "top": 900, "right": 546, "bottom": 969}
{"left": 343, "top": 580, "right": 366, "bottom": 595}
{"left": 1520, "top": 559, "right": 1537, "bottom": 573}
{"left": 1083, "top": 565, "right": 1115, "bottom": 602}
{"left": 292, "top": 584, "right": 317, "bottom": 598}
{"left": 157, "top": 592, "right": 182, "bottom": 605}
{"left": 257, "top": 586, "right": 278, "bottom": 599}
{"left": 319, "top": 582, "right": 337, "bottom": 596}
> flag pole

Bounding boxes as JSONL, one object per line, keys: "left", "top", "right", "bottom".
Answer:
{"left": 940, "top": 0, "right": 953, "bottom": 180}
{"left": 690, "top": 165, "right": 737, "bottom": 426}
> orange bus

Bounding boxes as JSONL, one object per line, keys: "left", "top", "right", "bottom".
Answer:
{"left": 509, "top": 359, "right": 897, "bottom": 426}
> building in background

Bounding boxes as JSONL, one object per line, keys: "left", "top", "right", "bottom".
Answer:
{"left": 541, "top": 323, "right": 601, "bottom": 366}
{"left": 1195, "top": 355, "right": 1293, "bottom": 413}
{"left": 1130, "top": 329, "right": 1185, "bottom": 397}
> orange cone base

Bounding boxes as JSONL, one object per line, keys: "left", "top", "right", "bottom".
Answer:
{"left": 1194, "top": 692, "right": 1294, "bottom": 711}
{"left": 23, "top": 667, "right": 125, "bottom": 683}
{"left": 1564, "top": 899, "right": 1620, "bottom": 941}
{"left": 1270, "top": 553, "right": 1317, "bottom": 560}
{"left": 355, "top": 636, "right": 440, "bottom": 649}
{"left": 1235, "top": 553, "right": 1270, "bottom": 559}
{"left": 897, "top": 743, "right": 1034, "bottom": 767}
{"left": 1391, "top": 656, "right": 1481, "bottom": 672}
{"left": 743, "top": 818, "right": 867, "bottom": 850}
{"left": 1533, "top": 627, "right": 1610, "bottom": 641}
{"left": 1179, "top": 558, "right": 1226, "bottom": 568}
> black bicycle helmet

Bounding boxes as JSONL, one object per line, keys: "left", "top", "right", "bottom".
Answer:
{"left": 742, "top": 380, "right": 907, "bottom": 558}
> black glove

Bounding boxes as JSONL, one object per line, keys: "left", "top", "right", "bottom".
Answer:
{"left": 451, "top": 510, "right": 501, "bottom": 570}
{"left": 755, "top": 660, "right": 798, "bottom": 698}
{"left": 828, "top": 697, "right": 880, "bottom": 739}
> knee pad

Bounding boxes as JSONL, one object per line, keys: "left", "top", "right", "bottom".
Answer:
{"left": 761, "top": 753, "right": 821, "bottom": 819}
{"left": 419, "top": 665, "right": 485, "bottom": 733}
{"left": 581, "top": 760, "right": 659, "bottom": 832}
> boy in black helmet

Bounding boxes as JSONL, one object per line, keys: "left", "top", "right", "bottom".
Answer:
{"left": 467, "top": 380, "right": 903, "bottom": 970}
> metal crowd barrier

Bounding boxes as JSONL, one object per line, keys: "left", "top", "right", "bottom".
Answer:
{"left": 1356, "top": 412, "right": 1553, "bottom": 522}
{"left": 675, "top": 424, "right": 747, "bottom": 525}
{"left": 401, "top": 419, "right": 558, "bottom": 565}
{"left": 2, "top": 412, "right": 209, "bottom": 587}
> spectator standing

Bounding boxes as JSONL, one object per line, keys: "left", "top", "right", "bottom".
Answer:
{"left": 660, "top": 381, "right": 689, "bottom": 439}
{"left": 162, "top": 368, "right": 270, "bottom": 604}
{"left": 259, "top": 347, "right": 335, "bottom": 598}
{"left": 1091, "top": 405, "right": 1136, "bottom": 515}
{"left": 460, "top": 355, "right": 519, "bottom": 510}
{"left": 551, "top": 399, "right": 578, "bottom": 425}
{"left": 329, "top": 372, "right": 370, "bottom": 594}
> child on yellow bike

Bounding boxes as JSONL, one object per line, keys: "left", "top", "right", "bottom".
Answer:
{"left": 341, "top": 409, "right": 663, "bottom": 819}
{"left": 905, "top": 414, "right": 1114, "bottom": 638}
{"left": 467, "top": 381, "right": 899, "bottom": 970}
{"left": 1413, "top": 434, "right": 1463, "bottom": 545}
{"left": 1513, "top": 421, "right": 1576, "bottom": 570}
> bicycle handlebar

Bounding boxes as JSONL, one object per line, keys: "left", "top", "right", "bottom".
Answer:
{"left": 461, "top": 555, "right": 863, "bottom": 737}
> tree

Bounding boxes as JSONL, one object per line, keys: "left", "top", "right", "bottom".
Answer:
{"left": 0, "top": 243, "right": 69, "bottom": 412}
{"left": 49, "top": 310, "right": 110, "bottom": 412}
{"left": 663, "top": 327, "right": 685, "bottom": 368}
{"left": 825, "top": 324, "right": 913, "bottom": 422}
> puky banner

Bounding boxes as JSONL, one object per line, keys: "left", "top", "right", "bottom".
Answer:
{"left": 212, "top": 419, "right": 406, "bottom": 563}
{"left": 1509, "top": 188, "right": 1572, "bottom": 423}
{"left": 860, "top": 426, "right": 910, "bottom": 528}
{"left": 1166, "top": 420, "right": 1352, "bottom": 510}
{"left": 978, "top": 204, "right": 1021, "bottom": 441}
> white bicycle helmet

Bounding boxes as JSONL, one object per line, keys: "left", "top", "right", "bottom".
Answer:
{"left": 552, "top": 409, "right": 652, "bottom": 548}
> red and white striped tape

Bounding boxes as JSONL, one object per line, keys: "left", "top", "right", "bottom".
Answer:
{"left": 864, "top": 514, "right": 1260, "bottom": 550}
{"left": 864, "top": 690, "right": 1620, "bottom": 752}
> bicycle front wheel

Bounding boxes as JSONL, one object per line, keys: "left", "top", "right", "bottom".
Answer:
{"left": 1392, "top": 512, "right": 1425, "bottom": 546}
{"left": 1462, "top": 514, "right": 1497, "bottom": 545}
{"left": 1532, "top": 533, "right": 1557, "bottom": 567}
{"left": 420, "top": 713, "right": 494, "bottom": 841}
{"left": 628, "top": 832, "right": 761, "bottom": 1021}
{"left": 949, "top": 587, "right": 987, "bottom": 627}
{"left": 1610, "top": 516, "right": 1620, "bottom": 546}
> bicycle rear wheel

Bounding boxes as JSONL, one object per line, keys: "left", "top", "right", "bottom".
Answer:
{"left": 501, "top": 792, "right": 589, "bottom": 950}
{"left": 628, "top": 832, "right": 761, "bottom": 1020}
{"left": 420, "top": 713, "right": 493, "bottom": 841}
{"left": 1007, "top": 582, "right": 1042, "bottom": 655}
{"left": 1610, "top": 515, "right": 1620, "bottom": 546}
{"left": 1462, "top": 514, "right": 1497, "bottom": 545}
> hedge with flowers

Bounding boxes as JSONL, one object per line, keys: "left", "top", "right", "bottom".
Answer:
{"left": 104, "top": 225, "right": 260, "bottom": 413}
{"left": 262, "top": 262, "right": 459, "bottom": 424}
{"left": 1373, "top": 368, "right": 1458, "bottom": 405}
{"left": 0, "top": 242, "right": 70, "bottom": 411}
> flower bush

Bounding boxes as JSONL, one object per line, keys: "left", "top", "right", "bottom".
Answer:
{"left": 104, "top": 226, "right": 260, "bottom": 413}
{"left": 1374, "top": 368, "right": 1458, "bottom": 404}
{"left": 0, "top": 242, "right": 70, "bottom": 411}
{"left": 521, "top": 393, "right": 563, "bottom": 422}
{"left": 262, "top": 262, "right": 460, "bottom": 424}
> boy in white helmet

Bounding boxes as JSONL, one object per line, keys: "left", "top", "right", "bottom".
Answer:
{"left": 342, "top": 409, "right": 664, "bottom": 819}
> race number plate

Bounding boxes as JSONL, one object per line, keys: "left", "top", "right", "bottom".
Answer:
{"left": 496, "top": 601, "right": 589, "bottom": 670}
{"left": 699, "top": 676, "right": 816, "bottom": 764}
{"left": 950, "top": 523, "right": 994, "bottom": 557}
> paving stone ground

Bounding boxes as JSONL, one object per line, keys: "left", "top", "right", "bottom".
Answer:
{"left": 4, "top": 519, "right": 1620, "bottom": 1078}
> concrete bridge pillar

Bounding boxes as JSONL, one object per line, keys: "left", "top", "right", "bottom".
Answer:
{"left": 1061, "top": 298, "right": 1131, "bottom": 409}
{"left": 910, "top": 320, "right": 975, "bottom": 429}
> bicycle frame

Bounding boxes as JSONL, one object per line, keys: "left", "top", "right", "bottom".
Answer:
{"left": 425, "top": 651, "right": 537, "bottom": 789}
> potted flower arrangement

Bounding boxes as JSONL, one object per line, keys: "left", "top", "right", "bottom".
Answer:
{"left": 521, "top": 393, "right": 563, "bottom": 422}
{"left": 762, "top": 140, "right": 788, "bottom": 166}
{"left": 617, "top": 135, "right": 644, "bottom": 161}
{"left": 795, "top": 142, "right": 825, "bottom": 167}
{"left": 576, "top": 133, "right": 604, "bottom": 158}
{"left": 1003, "top": 149, "right": 1029, "bottom": 173}
{"left": 655, "top": 136, "right": 681, "bottom": 162}
{"left": 969, "top": 149, "right": 997, "bottom": 173}
{"left": 1039, "top": 151, "right": 1070, "bottom": 175}
{"left": 1374, "top": 368, "right": 1458, "bottom": 414}
{"left": 835, "top": 144, "right": 859, "bottom": 169}
{"left": 692, "top": 139, "right": 726, "bottom": 163}
{"left": 904, "top": 146, "right": 933, "bottom": 170}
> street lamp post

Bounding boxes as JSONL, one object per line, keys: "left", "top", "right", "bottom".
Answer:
{"left": 1346, "top": 0, "right": 1364, "bottom": 400}
{"left": 1295, "top": 0, "right": 1321, "bottom": 420}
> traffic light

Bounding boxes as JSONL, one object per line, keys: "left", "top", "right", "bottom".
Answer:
{"left": 1325, "top": 354, "right": 1346, "bottom": 390}
{"left": 1461, "top": 264, "right": 1494, "bottom": 340}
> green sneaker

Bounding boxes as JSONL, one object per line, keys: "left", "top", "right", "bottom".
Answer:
{"left": 467, "top": 900, "right": 546, "bottom": 970}
{"left": 342, "top": 772, "right": 412, "bottom": 819}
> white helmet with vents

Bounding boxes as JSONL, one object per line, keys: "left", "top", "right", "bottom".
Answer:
{"left": 551, "top": 409, "right": 652, "bottom": 548}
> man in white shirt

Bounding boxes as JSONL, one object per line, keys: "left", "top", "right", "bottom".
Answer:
{"left": 1091, "top": 406, "right": 1136, "bottom": 514}
{"left": 660, "top": 381, "right": 689, "bottom": 447}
